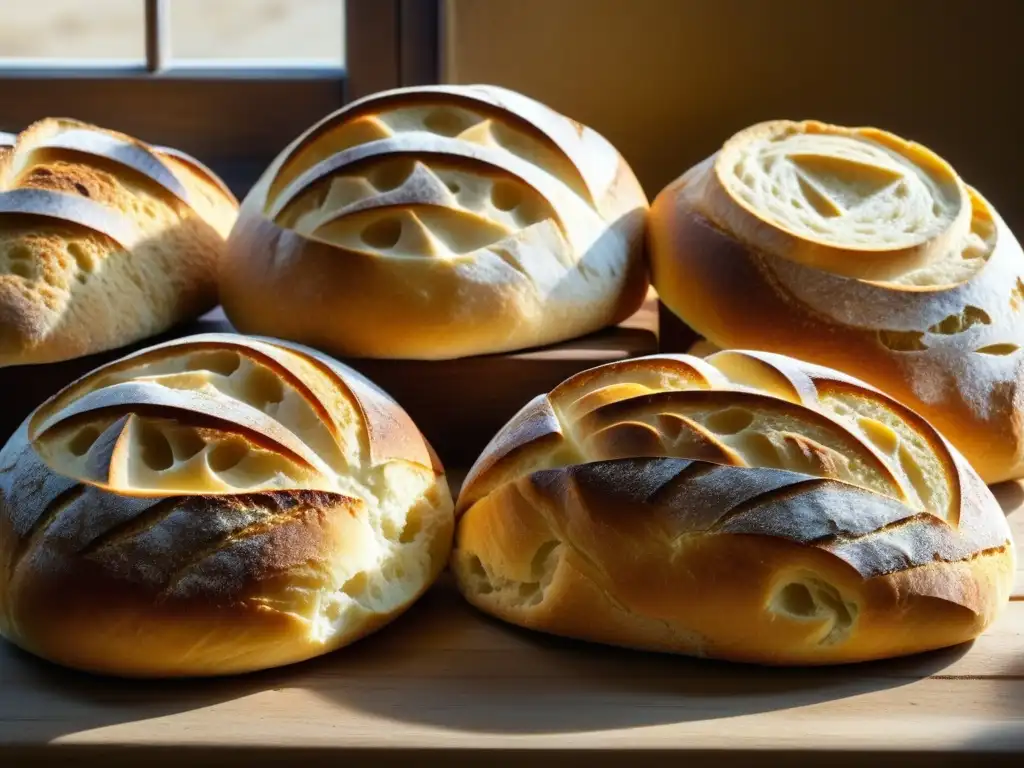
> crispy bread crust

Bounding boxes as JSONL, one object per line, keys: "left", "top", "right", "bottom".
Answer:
{"left": 0, "top": 334, "right": 453, "bottom": 677}
{"left": 649, "top": 120, "right": 1024, "bottom": 483}
{"left": 452, "top": 350, "right": 1014, "bottom": 665}
{"left": 0, "top": 118, "right": 238, "bottom": 367}
{"left": 221, "top": 84, "right": 649, "bottom": 360}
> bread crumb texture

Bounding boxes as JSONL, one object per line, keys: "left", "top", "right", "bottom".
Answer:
{"left": 650, "top": 119, "right": 1024, "bottom": 484}
{"left": 0, "top": 118, "right": 238, "bottom": 366}
{"left": 220, "top": 84, "right": 649, "bottom": 359}
{"left": 452, "top": 350, "right": 1014, "bottom": 665}
{"left": 0, "top": 334, "right": 453, "bottom": 677}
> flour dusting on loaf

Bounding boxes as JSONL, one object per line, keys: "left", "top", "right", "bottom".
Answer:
{"left": 220, "top": 84, "right": 649, "bottom": 360}
{"left": 650, "top": 119, "right": 1024, "bottom": 483}
{"left": 0, "top": 333, "right": 453, "bottom": 677}
{"left": 0, "top": 118, "right": 238, "bottom": 367}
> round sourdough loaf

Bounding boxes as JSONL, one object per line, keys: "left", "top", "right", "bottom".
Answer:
{"left": 0, "top": 333, "right": 453, "bottom": 677}
{"left": 649, "top": 120, "right": 1024, "bottom": 484}
{"left": 0, "top": 118, "right": 238, "bottom": 367}
{"left": 220, "top": 84, "right": 649, "bottom": 360}
{"left": 451, "top": 350, "right": 1015, "bottom": 665}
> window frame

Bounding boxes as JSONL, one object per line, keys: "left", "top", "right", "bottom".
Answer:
{"left": 0, "top": 0, "right": 441, "bottom": 196}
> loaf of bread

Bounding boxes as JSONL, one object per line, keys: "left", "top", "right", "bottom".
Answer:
{"left": 220, "top": 84, "right": 649, "bottom": 360}
{"left": 0, "top": 118, "right": 238, "bottom": 367}
{"left": 0, "top": 333, "right": 453, "bottom": 677}
{"left": 452, "top": 350, "right": 1014, "bottom": 664}
{"left": 649, "top": 119, "right": 1024, "bottom": 483}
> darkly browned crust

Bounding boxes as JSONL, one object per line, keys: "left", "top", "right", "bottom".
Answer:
{"left": 0, "top": 333, "right": 454, "bottom": 677}
{"left": 453, "top": 458, "right": 1012, "bottom": 665}
{"left": 8, "top": 486, "right": 353, "bottom": 603}
{"left": 1, "top": 415, "right": 356, "bottom": 601}
{"left": 451, "top": 350, "right": 1015, "bottom": 665}
{"left": 529, "top": 459, "right": 1006, "bottom": 583}
{"left": 1, "top": 482, "right": 358, "bottom": 676}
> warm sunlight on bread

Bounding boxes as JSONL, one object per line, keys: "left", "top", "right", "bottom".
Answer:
{"left": 650, "top": 119, "right": 1024, "bottom": 484}
{"left": 220, "top": 84, "right": 649, "bottom": 360}
{"left": 0, "top": 118, "right": 238, "bottom": 366}
{"left": 0, "top": 334, "right": 453, "bottom": 677}
{"left": 452, "top": 350, "right": 1015, "bottom": 665}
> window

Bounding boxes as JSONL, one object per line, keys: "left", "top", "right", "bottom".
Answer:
{"left": 0, "top": 0, "right": 441, "bottom": 196}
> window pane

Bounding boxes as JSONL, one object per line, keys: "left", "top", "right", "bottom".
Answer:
{"left": 171, "top": 0, "right": 345, "bottom": 65}
{"left": 0, "top": 0, "right": 144, "bottom": 61}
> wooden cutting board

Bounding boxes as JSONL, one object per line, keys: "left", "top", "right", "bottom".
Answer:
{"left": 0, "top": 295, "right": 659, "bottom": 468}
{"left": 1, "top": 473, "right": 1023, "bottom": 767}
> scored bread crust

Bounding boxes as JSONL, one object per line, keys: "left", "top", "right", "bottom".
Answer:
{"left": 220, "top": 84, "right": 649, "bottom": 360}
{"left": 0, "top": 333, "right": 453, "bottom": 677}
{"left": 0, "top": 118, "right": 238, "bottom": 367}
{"left": 451, "top": 350, "right": 1015, "bottom": 665}
{"left": 649, "top": 119, "right": 1024, "bottom": 484}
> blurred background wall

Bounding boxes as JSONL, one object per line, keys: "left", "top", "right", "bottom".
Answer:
{"left": 443, "top": 0, "right": 1024, "bottom": 231}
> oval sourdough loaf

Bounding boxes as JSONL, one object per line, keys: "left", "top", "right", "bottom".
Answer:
{"left": 0, "top": 333, "right": 453, "bottom": 677}
{"left": 0, "top": 118, "right": 238, "bottom": 367}
{"left": 220, "top": 84, "right": 649, "bottom": 360}
{"left": 649, "top": 120, "right": 1024, "bottom": 484}
{"left": 452, "top": 350, "right": 1015, "bottom": 664}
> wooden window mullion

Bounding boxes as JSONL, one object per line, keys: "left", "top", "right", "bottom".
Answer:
{"left": 145, "top": 0, "right": 171, "bottom": 73}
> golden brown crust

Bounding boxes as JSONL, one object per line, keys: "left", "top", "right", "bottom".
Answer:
{"left": 451, "top": 350, "right": 1014, "bottom": 665}
{"left": 0, "top": 334, "right": 454, "bottom": 677}
{"left": 0, "top": 118, "right": 238, "bottom": 367}
{"left": 220, "top": 84, "right": 649, "bottom": 360}
{"left": 649, "top": 119, "right": 1024, "bottom": 483}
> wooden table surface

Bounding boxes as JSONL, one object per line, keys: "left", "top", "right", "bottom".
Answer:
{"left": 2, "top": 473, "right": 1024, "bottom": 767}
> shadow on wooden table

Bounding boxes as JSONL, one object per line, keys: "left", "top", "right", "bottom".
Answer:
{"left": 947, "top": 479, "right": 1024, "bottom": 757}
{"left": 1, "top": 573, "right": 976, "bottom": 743}
{"left": 307, "top": 577, "right": 977, "bottom": 734}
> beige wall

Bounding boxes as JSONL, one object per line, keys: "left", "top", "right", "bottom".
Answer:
{"left": 443, "top": 0, "right": 1024, "bottom": 231}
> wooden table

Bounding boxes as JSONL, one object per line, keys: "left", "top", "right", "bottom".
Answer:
{"left": 3, "top": 475, "right": 1024, "bottom": 766}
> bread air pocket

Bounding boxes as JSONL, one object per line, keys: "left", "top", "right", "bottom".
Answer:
{"left": 220, "top": 84, "right": 649, "bottom": 360}
{"left": 0, "top": 333, "right": 453, "bottom": 677}
{"left": 0, "top": 118, "right": 238, "bottom": 367}
{"left": 649, "top": 119, "right": 1024, "bottom": 484}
